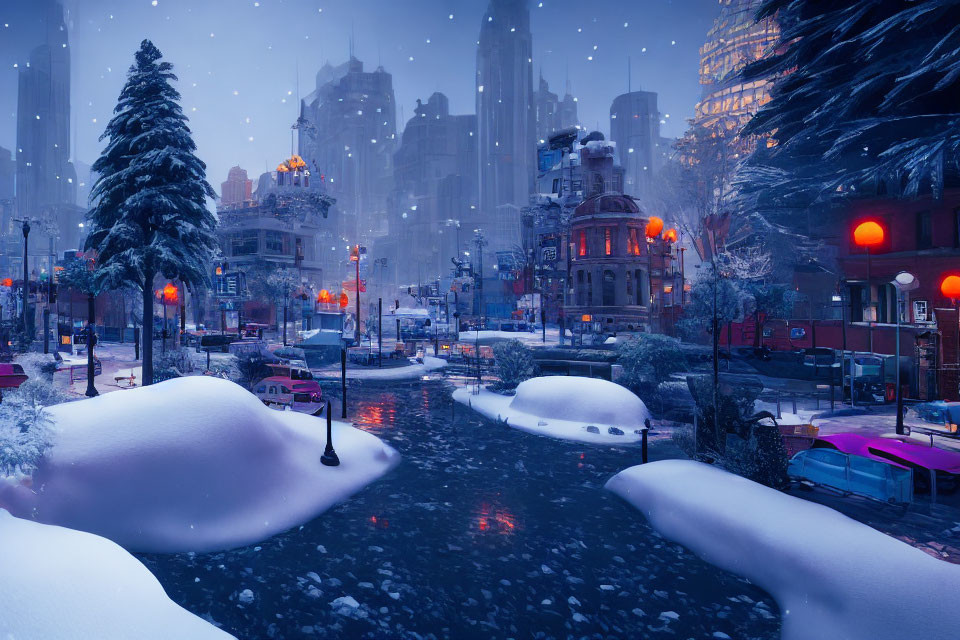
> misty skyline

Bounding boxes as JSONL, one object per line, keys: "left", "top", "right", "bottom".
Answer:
{"left": 1, "top": 0, "right": 717, "bottom": 193}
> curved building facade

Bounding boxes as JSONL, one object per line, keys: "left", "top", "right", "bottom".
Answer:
{"left": 567, "top": 193, "right": 651, "bottom": 332}
{"left": 694, "top": 0, "right": 779, "bottom": 139}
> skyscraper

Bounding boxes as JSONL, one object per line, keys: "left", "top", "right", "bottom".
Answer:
{"left": 610, "top": 91, "right": 660, "bottom": 201}
{"left": 694, "top": 0, "right": 779, "bottom": 144}
{"left": 0, "top": 146, "right": 14, "bottom": 203}
{"left": 534, "top": 74, "right": 579, "bottom": 144}
{"left": 476, "top": 0, "right": 535, "bottom": 254}
{"left": 0, "top": 146, "right": 14, "bottom": 234}
{"left": 220, "top": 166, "right": 253, "bottom": 209}
{"left": 389, "top": 93, "right": 478, "bottom": 283}
{"left": 298, "top": 57, "right": 397, "bottom": 244}
{"left": 15, "top": 0, "right": 80, "bottom": 256}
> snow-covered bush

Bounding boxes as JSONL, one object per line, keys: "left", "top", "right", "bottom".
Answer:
{"left": 154, "top": 348, "right": 197, "bottom": 382}
{"left": 617, "top": 335, "right": 687, "bottom": 411}
{"left": 16, "top": 353, "right": 59, "bottom": 381}
{"left": 684, "top": 375, "right": 788, "bottom": 487}
{"left": 0, "top": 379, "right": 60, "bottom": 478}
{"left": 208, "top": 355, "right": 239, "bottom": 380}
{"left": 234, "top": 352, "right": 273, "bottom": 390}
{"left": 491, "top": 340, "right": 538, "bottom": 393}
{"left": 720, "top": 422, "right": 789, "bottom": 489}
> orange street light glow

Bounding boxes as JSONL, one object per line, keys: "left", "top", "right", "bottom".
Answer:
{"left": 645, "top": 216, "right": 664, "bottom": 238}
{"left": 853, "top": 220, "right": 884, "bottom": 247}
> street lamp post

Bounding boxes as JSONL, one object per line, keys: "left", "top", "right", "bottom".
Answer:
{"left": 21, "top": 220, "right": 30, "bottom": 342}
{"left": 853, "top": 221, "right": 885, "bottom": 354}
{"left": 352, "top": 245, "right": 362, "bottom": 345}
{"left": 85, "top": 291, "right": 98, "bottom": 397}
{"left": 893, "top": 272, "right": 919, "bottom": 434}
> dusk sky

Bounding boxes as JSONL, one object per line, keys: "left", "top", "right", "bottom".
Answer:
{"left": 1, "top": 0, "right": 718, "bottom": 190}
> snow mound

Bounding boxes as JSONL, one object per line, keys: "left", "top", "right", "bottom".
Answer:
{"left": 453, "top": 376, "right": 649, "bottom": 444}
{"left": 0, "top": 376, "right": 399, "bottom": 553}
{"left": 0, "top": 509, "right": 233, "bottom": 639}
{"left": 510, "top": 377, "right": 649, "bottom": 426}
{"left": 606, "top": 460, "right": 960, "bottom": 640}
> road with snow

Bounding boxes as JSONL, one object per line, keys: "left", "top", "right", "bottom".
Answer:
{"left": 139, "top": 376, "right": 780, "bottom": 639}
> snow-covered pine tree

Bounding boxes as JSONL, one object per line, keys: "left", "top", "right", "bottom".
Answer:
{"left": 85, "top": 40, "right": 217, "bottom": 385}
{"left": 739, "top": 0, "right": 960, "bottom": 208}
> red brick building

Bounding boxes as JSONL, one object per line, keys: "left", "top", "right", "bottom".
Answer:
{"left": 722, "top": 189, "right": 960, "bottom": 399}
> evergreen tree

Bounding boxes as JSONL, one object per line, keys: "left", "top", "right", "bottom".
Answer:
{"left": 739, "top": 0, "right": 960, "bottom": 210}
{"left": 85, "top": 40, "right": 217, "bottom": 385}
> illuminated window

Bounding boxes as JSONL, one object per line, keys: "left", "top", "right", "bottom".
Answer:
{"left": 578, "top": 229, "right": 587, "bottom": 257}
{"left": 604, "top": 228, "right": 612, "bottom": 256}
{"left": 628, "top": 228, "right": 641, "bottom": 255}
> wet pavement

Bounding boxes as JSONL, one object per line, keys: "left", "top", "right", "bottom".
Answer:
{"left": 139, "top": 377, "right": 781, "bottom": 639}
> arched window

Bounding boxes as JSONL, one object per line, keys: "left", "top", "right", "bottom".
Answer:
{"left": 635, "top": 269, "right": 643, "bottom": 305}
{"left": 587, "top": 271, "right": 593, "bottom": 305}
{"left": 602, "top": 270, "right": 616, "bottom": 306}
{"left": 626, "top": 270, "right": 633, "bottom": 299}
{"left": 628, "top": 228, "right": 641, "bottom": 255}
{"left": 576, "top": 271, "right": 585, "bottom": 306}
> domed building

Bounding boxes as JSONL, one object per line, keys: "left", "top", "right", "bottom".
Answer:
{"left": 567, "top": 192, "right": 651, "bottom": 332}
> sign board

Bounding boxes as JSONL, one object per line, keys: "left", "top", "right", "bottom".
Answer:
{"left": 215, "top": 271, "right": 246, "bottom": 298}
{"left": 496, "top": 251, "right": 519, "bottom": 281}
{"left": 538, "top": 147, "right": 562, "bottom": 173}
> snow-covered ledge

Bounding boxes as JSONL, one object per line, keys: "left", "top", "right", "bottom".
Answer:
{"left": 606, "top": 460, "right": 960, "bottom": 640}
{"left": 453, "top": 376, "right": 650, "bottom": 444}
{"left": 0, "top": 509, "right": 233, "bottom": 639}
{"left": 0, "top": 377, "right": 399, "bottom": 553}
{"left": 313, "top": 355, "right": 447, "bottom": 381}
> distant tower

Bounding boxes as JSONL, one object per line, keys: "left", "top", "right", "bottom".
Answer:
{"left": 16, "top": 0, "right": 80, "bottom": 258}
{"left": 694, "top": 0, "right": 779, "bottom": 145}
{"left": 220, "top": 166, "right": 253, "bottom": 209}
{"left": 476, "top": 0, "right": 535, "bottom": 254}
{"left": 298, "top": 56, "right": 397, "bottom": 242}
{"left": 610, "top": 91, "right": 660, "bottom": 201}
{"left": 16, "top": 0, "right": 76, "bottom": 215}
{"left": 534, "top": 73, "right": 580, "bottom": 143}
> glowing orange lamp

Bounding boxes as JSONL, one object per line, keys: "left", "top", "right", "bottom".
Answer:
{"left": 0, "top": 278, "right": 11, "bottom": 287}
{"left": 645, "top": 216, "right": 664, "bottom": 239}
{"left": 853, "top": 220, "right": 885, "bottom": 353}
{"left": 162, "top": 282, "right": 178, "bottom": 304}
{"left": 317, "top": 289, "right": 331, "bottom": 304}
{"left": 853, "top": 220, "right": 884, "bottom": 248}
{"left": 942, "top": 275, "right": 960, "bottom": 300}
{"left": 339, "top": 292, "right": 349, "bottom": 309}
{"left": 663, "top": 228, "right": 678, "bottom": 243}
{"left": 943, "top": 275, "right": 960, "bottom": 370}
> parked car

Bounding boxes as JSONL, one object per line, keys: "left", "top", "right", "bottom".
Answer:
{"left": 253, "top": 376, "right": 324, "bottom": 415}
{"left": 788, "top": 447, "right": 913, "bottom": 503}
{"left": 812, "top": 433, "right": 960, "bottom": 494}
{"left": 265, "top": 363, "right": 314, "bottom": 381}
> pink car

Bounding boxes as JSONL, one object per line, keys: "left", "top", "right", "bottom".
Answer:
{"left": 812, "top": 433, "right": 960, "bottom": 493}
